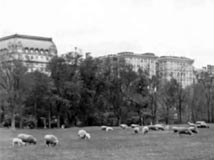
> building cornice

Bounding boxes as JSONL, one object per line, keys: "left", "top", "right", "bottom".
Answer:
{"left": 0, "top": 34, "right": 53, "bottom": 42}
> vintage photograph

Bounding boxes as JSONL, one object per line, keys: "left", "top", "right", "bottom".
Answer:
{"left": 0, "top": 0, "right": 214, "bottom": 159}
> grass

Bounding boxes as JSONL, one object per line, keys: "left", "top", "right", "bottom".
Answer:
{"left": 1, "top": 125, "right": 214, "bottom": 160}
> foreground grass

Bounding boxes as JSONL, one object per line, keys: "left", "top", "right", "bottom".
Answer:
{"left": 0, "top": 125, "right": 214, "bottom": 160}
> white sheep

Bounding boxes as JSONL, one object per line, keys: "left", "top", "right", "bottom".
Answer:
{"left": 106, "top": 127, "right": 113, "bottom": 132}
{"left": 78, "top": 129, "right": 91, "bottom": 140}
{"left": 44, "top": 134, "right": 59, "bottom": 146}
{"left": 142, "top": 126, "right": 149, "bottom": 135}
{"left": 12, "top": 138, "right": 26, "bottom": 147}
{"left": 101, "top": 126, "right": 107, "bottom": 130}
{"left": 17, "top": 133, "right": 37, "bottom": 145}
{"left": 188, "top": 126, "right": 199, "bottom": 134}
{"left": 85, "top": 132, "right": 91, "bottom": 140}
{"left": 131, "top": 124, "right": 139, "bottom": 128}
{"left": 178, "top": 128, "right": 192, "bottom": 135}
{"left": 196, "top": 121, "right": 209, "bottom": 128}
{"left": 120, "top": 124, "right": 128, "bottom": 129}
{"left": 154, "top": 124, "right": 165, "bottom": 130}
{"left": 133, "top": 126, "right": 140, "bottom": 134}
{"left": 187, "top": 122, "right": 196, "bottom": 127}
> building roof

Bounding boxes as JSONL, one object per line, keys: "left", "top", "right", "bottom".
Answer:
{"left": 0, "top": 34, "right": 57, "bottom": 53}
{"left": 158, "top": 56, "right": 194, "bottom": 63}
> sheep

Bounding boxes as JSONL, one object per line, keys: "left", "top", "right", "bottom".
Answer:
{"left": 188, "top": 126, "right": 199, "bottom": 134}
{"left": 133, "top": 126, "right": 140, "bottom": 134}
{"left": 172, "top": 126, "right": 187, "bottom": 133}
{"left": 85, "top": 132, "right": 91, "bottom": 140}
{"left": 131, "top": 124, "right": 139, "bottom": 128}
{"left": 120, "top": 124, "right": 128, "bottom": 129}
{"left": 142, "top": 126, "right": 149, "bottom": 135}
{"left": 101, "top": 126, "right": 113, "bottom": 132}
{"left": 44, "top": 134, "right": 59, "bottom": 147}
{"left": 78, "top": 129, "right": 91, "bottom": 140}
{"left": 106, "top": 127, "right": 113, "bottom": 132}
{"left": 196, "top": 121, "right": 209, "bottom": 128}
{"left": 172, "top": 127, "right": 193, "bottom": 135}
{"left": 165, "top": 125, "right": 170, "bottom": 130}
{"left": 17, "top": 133, "right": 37, "bottom": 145}
{"left": 148, "top": 125, "right": 158, "bottom": 131}
{"left": 12, "top": 138, "right": 26, "bottom": 147}
{"left": 101, "top": 126, "right": 107, "bottom": 130}
{"left": 148, "top": 124, "right": 164, "bottom": 131}
{"left": 154, "top": 124, "right": 165, "bottom": 130}
{"left": 178, "top": 128, "right": 192, "bottom": 135}
{"left": 187, "top": 122, "right": 196, "bottom": 127}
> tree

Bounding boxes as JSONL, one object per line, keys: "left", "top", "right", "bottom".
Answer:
{"left": 102, "top": 57, "right": 137, "bottom": 125}
{"left": 195, "top": 71, "right": 214, "bottom": 122}
{"left": 0, "top": 60, "right": 28, "bottom": 129}
{"left": 24, "top": 71, "right": 53, "bottom": 128}
{"left": 128, "top": 69, "right": 150, "bottom": 125}
{"left": 158, "top": 79, "right": 179, "bottom": 124}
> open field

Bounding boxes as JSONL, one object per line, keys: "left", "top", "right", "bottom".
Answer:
{"left": 0, "top": 125, "right": 214, "bottom": 160}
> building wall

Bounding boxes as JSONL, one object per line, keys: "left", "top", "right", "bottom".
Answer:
{"left": 0, "top": 34, "right": 57, "bottom": 73}
{"left": 157, "top": 56, "right": 194, "bottom": 88}
{"left": 115, "top": 52, "right": 158, "bottom": 78}
{"left": 99, "top": 53, "right": 195, "bottom": 88}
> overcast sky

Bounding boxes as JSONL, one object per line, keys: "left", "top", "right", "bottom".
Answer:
{"left": 0, "top": 0, "right": 214, "bottom": 68}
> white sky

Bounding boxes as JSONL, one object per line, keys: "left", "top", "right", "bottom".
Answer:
{"left": 0, "top": 0, "right": 214, "bottom": 68}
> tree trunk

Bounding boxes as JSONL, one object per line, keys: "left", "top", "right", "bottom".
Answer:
{"left": 57, "top": 114, "right": 60, "bottom": 128}
{"left": 48, "top": 105, "right": 51, "bottom": 129}
{"left": 166, "top": 106, "right": 169, "bottom": 124}
{"left": 11, "top": 112, "right": 15, "bottom": 130}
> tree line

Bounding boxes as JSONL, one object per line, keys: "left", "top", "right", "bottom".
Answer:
{"left": 0, "top": 53, "right": 213, "bottom": 129}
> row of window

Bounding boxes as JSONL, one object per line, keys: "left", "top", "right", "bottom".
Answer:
{"left": 25, "top": 55, "right": 50, "bottom": 61}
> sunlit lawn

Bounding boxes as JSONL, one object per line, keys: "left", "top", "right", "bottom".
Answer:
{"left": 0, "top": 125, "right": 214, "bottom": 160}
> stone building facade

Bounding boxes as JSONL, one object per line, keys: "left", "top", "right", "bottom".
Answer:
{"left": 100, "top": 53, "right": 195, "bottom": 88}
{"left": 0, "top": 34, "right": 57, "bottom": 73}
{"left": 99, "top": 52, "right": 158, "bottom": 78}
{"left": 157, "top": 56, "right": 194, "bottom": 88}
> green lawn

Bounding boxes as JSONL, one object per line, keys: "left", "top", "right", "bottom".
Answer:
{"left": 0, "top": 125, "right": 214, "bottom": 160}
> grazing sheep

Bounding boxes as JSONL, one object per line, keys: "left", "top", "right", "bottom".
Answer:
{"left": 12, "top": 138, "right": 26, "bottom": 147}
{"left": 148, "top": 125, "right": 158, "bottom": 131}
{"left": 148, "top": 124, "right": 164, "bottom": 131}
{"left": 165, "top": 125, "right": 170, "bottom": 130}
{"left": 187, "top": 122, "right": 196, "bottom": 127}
{"left": 178, "top": 128, "right": 192, "bottom": 135}
{"left": 172, "top": 126, "right": 187, "bottom": 133}
{"left": 154, "top": 124, "right": 165, "bottom": 130}
{"left": 131, "top": 124, "right": 139, "bottom": 128}
{"left": 85, "top": 132, "right": 91, "bottom": 140}
{"left": 44, "top": 134, "right": 59, "bottom": 146}
{"left": 101, "top": 126, "right": 107, "bottom": 130}
{"left": 101, "top": 126, "right": 113, "bottom": 132}
{"left": 120, "top": 124, "right": 128, "bottom": 129}
{"left": 78, "top": 129, "right": 91, "bottom": 140}
{"left": 188, "top": 126, "right": 199, "bottom": 134}
{"left": 142, "top": 126, "right": 149, "bottom": 135}
{"left": 106, "top": 127, "right": 113, "bottom": 132}
{"left": 196, "top": 121, "right": 209, "bottom": 128}
{"left": 17, "top": 133, "right": 37, "bottom": 145}
{"left": 133, "top": 126, "right": 140, "bottom": 134}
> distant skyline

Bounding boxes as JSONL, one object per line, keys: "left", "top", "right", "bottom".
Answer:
{"left": 1, "top": 0, "right": 214, "bottom": 68}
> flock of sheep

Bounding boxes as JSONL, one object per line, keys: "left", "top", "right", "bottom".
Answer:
{"left": 12, "top": 120, "right": 209, "bottom": 147}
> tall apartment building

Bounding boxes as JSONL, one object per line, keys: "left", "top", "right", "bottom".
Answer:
{"left": 157, "top": 56, "right": 194, "bottom": 88}
{"left": 0, "top": 34, "right": 57, "bottom": 73}
{"left": 100, "top": 53, "right": 195, "bottom": 88}
{"left": 206, "top": 65, "right": 214, "bottom": 74}
{"left": 99, "top": 52, "right": 158, "bottom": 77}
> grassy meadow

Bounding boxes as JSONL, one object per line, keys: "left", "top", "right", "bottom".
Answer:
{"left": 0, "top": 125, "right": 214, "bottom": 160}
